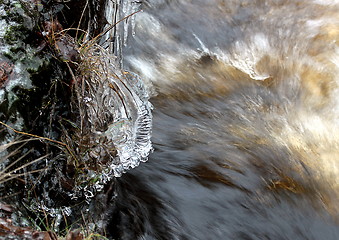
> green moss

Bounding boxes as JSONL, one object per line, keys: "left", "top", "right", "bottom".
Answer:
{"left": 4, "top": 25, "right": 29, "bottom": 44}
{"left": 6, "top": 10, "right": 23, "bottom": 23}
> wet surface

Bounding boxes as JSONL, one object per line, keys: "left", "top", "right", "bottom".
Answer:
{"left": 109, "top": 0, "right": 339, "bottom": 239}
{"left": 0, "top": 0, "right": 338, "bottom": 239}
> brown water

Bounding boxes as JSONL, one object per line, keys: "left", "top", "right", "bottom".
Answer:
{"left": 107, "top": 0, "right": 339, "bottom": 239}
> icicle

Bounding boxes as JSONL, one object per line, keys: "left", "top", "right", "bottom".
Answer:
{"left": 131, "top": 2, "right": 139, "bottom": 37}
{"left": 123, "top": 16, "right": 130, "bottom": 46}
{"left": 103, "top": 0, "right": 141, "bottom": 51}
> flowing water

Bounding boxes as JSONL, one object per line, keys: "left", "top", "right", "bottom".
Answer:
{"left": 106, "top": 0, "right": 339, "bottom": 239}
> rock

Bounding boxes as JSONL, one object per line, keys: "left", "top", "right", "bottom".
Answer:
{"left": 0, "top": 60, "right": 13, "bottom": 87}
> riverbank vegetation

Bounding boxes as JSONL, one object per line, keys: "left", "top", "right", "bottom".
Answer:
{"left": 0, "top": 0, "right": 142, "bottom": 238}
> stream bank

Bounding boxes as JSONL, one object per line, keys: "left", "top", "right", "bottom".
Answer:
{"left": 0, "top": 0, "right": 150, "bottom": 239}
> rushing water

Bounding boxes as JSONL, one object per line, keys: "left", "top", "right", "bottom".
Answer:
{"left": 105, "top": 0, "right": 339, "bottom": 239}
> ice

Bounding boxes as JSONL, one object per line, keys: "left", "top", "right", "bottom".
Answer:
{"left": 123, "top": 0, "right": 140, "bottom": 40}
{"left": 79, "top": 45, "right": 153, "bottom": 180}
{"left": 102, "top": 0, "right": 141, "bottom": 54}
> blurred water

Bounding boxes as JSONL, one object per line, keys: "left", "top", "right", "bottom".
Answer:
{"left": 108, "top": 0, "right": 339, "bottom": 239}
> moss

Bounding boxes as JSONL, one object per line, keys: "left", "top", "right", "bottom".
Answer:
{"left": 4, "top": 25, "right": 30, "bottom": 44}
{"left": 5, "top": 9, "right": 24, "bottom": 23}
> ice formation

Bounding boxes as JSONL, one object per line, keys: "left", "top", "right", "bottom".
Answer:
{"left": 68, "top": 1, "right": 152, "bottom": 199}
{"left": 102, "top": 0, "right": 141, "bottom": 59}
{"left": 77, "top": 44, "right": 153, "bottom": 180}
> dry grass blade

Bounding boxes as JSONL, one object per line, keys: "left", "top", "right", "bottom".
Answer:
{"left": 75, "top": 0, "right": 89, "bottom": 41}
{"left": 0, "top": 168, "right": 47, "bottom": 186}
{"left": 0, "top": 121, "right": 78, "bottom": 163}
{"left": 0, "top": 123, "right": 60, "bottom": 186}
{"left": 0, "top": 121, "right": 66, "bottom": 147}
{"left": 0, "top": 154, "right": 49, "bottom": 185}
{"left": 55, "top": 28, "right": 88, "bottom": 39}
{"left": 0, "top": 139, "right": 32, "bottom": 162}
{"left": 0, "top": 148, "right": 34, "bottom": 175}
{"left": 0, "top": 138, "right": 38, "bottom": 153}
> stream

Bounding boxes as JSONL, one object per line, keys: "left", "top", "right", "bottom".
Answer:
{"left": 108, "top": 0, "right": 339, "bottom": 239}
{"left": 0, "top": 0, "right": 339, "bottom": 239}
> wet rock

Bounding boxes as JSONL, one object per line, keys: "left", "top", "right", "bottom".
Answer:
{"left": 54, "top": 35, "right": 79, "bottom": 62}
{"left": 65, "top": 229, "right": 83, "bottom": 240}
{"left": 0, "top": 202, "right": 13, "bottom": 213}
{"left": 39, "top": 19, "right": 80, "bottom": 63}
{"left": 32, "top": 231, "right": 58, "bottom": 240}
{"left": 0, "top": 220, "right": 29, "bottom": 238}
{"left": 0, "top": 60, "right": 13, "bottom": 87}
